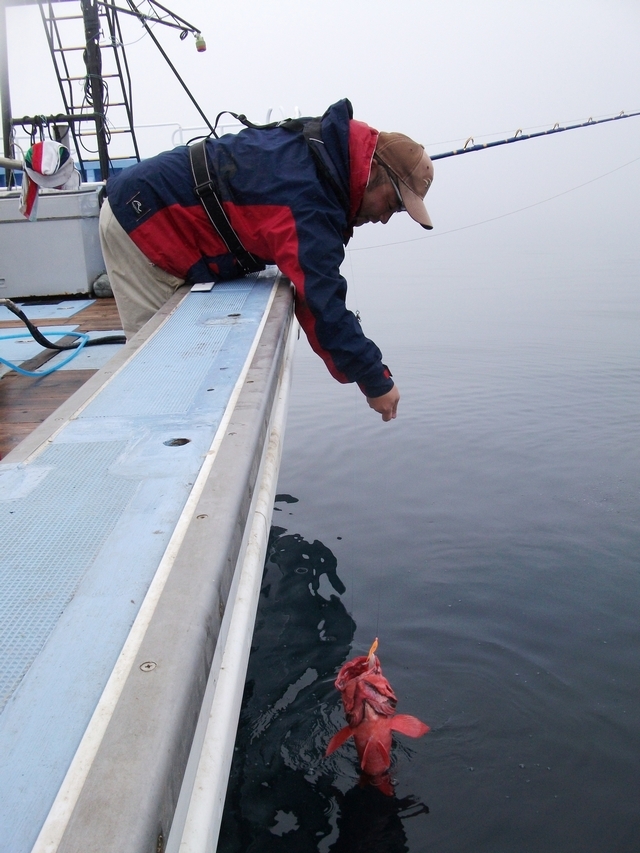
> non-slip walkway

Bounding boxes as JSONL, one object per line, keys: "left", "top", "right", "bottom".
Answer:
{"left": 0, "top": 271, "right": 294, "bottom": 853}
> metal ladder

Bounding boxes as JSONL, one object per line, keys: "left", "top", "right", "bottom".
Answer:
{"left": 38, "top": 0, "right": 140, "bottom": 180}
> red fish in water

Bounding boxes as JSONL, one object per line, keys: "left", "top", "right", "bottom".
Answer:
{"left": 326, "top": 639, "right": 429, "bottom": 792}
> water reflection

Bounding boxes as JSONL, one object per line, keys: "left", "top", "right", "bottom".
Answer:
{"left": 327, "top": 785, "right": 428, "bottom": 853}
{"left": 218, "top": 512, "right": 428, "bottom": 852}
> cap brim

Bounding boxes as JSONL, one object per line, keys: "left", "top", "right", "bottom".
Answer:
{"left": 399, "top": 183, "right": 433, "bottom": 230}
{"left": 25, "top": 157, "right": 75, "bottom": 188}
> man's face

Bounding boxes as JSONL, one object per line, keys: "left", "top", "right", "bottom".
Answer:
{"left": 353, "top": 161, "right": 404, "bottom": 227}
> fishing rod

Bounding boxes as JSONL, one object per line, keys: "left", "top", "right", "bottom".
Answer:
{"left": 431, "top": 109, "right": 640, "bottom": 161}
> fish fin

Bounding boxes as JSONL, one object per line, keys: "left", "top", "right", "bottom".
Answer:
{"left": 361, "top": 736, "right": 391, "bottom": 774}
{"left": 326, "top": 725, "right": 354, "bottom": 756}
{"left": 390, "top": 714, "right": 430, "bottom": 738}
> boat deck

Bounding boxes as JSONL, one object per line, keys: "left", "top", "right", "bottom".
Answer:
{"left": 0, "top": 274, "right": 295, "bottom": 853}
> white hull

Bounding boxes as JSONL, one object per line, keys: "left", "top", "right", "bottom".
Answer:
{"left": 0, "top": 185, "right": 104, "bottom": 298}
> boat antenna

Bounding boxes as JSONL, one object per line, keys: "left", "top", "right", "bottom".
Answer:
{"left": 111, "top": 0, "right": 214, "bottom": 135}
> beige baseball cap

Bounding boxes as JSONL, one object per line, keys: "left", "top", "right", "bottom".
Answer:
{"left": 375, "top": 132, "right": 434, "bottom": 229}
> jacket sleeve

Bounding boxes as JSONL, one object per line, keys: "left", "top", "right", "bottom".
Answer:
{"left": 253, "top": 203, "right": 394, "bottom": 398}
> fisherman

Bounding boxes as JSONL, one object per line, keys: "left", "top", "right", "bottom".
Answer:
{"left": 99, "top": 99, "right": 434, "bottom": 421}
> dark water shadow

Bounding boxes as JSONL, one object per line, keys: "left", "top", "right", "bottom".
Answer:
{"left": 218, "top": 510, "right": 429, "bottom": 852}
{"left": 327, "top": 784, "right": 428, "bottom": 853}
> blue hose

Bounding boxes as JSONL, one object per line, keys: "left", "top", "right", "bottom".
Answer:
{"left": 0, "top": 330, "right": 90, "bottom": 377}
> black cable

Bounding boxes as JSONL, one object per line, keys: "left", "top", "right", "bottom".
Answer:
{"left": 0, "top": 298, "right": 126, "bottom": 350}
{"left": 122, "top": 0, "right": 214, "bottom": 135}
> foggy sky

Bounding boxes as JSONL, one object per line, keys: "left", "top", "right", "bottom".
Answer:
{"left": 3, "top": 0, "right": 639, "bottom": 284}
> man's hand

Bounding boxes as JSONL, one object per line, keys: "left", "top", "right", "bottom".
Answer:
{"left": 366, "top": 386, "right": 400, "bottom": 421}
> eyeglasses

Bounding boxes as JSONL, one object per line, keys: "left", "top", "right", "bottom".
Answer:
{"left": 383, "top": 165, "right": 406, "bottom": 213}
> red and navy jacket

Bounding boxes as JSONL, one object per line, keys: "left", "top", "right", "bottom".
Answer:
{"left": 105, "top": 99, "right": 394, "bottom": 398}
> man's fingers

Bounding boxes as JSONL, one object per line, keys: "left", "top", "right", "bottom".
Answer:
{"left": 366, "top": 386, "right": 400, "bottom": 421}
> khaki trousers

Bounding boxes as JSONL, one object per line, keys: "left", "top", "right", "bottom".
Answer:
{"left": 98, "top": 199, "right": 185, "bottom": 339}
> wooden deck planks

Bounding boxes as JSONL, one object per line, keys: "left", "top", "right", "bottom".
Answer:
{"left": 0, "top": 298, "right": 122, "bottom": 459}
{"left": 0, "top": 370, "right": 95, "bottom": 458}
{"left": 0, "top": 297, "right": 122, "bottom": 331}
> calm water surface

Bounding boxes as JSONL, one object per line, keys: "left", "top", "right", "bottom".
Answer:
{"left": 219, "top": 206, "right": 640, "bottom": 851}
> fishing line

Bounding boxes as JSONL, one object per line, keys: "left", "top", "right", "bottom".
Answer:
{"left": 350, "top": 573, "right": 354, "bottom": 618}
{"left": 347, "top": 152, "right": 640, "bottom": 252}
{"left": 346, "top": 246, "right": 362, "bottom": 324}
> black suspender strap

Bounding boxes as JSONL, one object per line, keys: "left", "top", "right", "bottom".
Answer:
{"left": 300, "top": 118, "right": 350, "bottom": 213}
{"left": 188, "top": 139, "right": 265, "bottom": 275}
